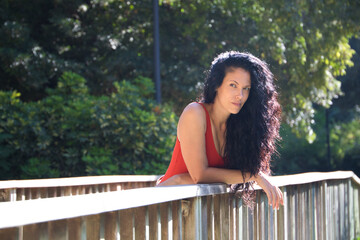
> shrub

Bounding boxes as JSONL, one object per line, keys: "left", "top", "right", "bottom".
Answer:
{"left": 0, "top": 72, "right": 177, "bottom": 179}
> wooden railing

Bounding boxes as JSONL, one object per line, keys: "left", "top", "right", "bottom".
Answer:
{"left": 0, "top": 171, "right": 359, "bottom": 240}
{"left": 0, "top": 175, "right": 159, "bottom": 202}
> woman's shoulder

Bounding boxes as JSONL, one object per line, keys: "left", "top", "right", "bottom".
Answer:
{"left": 178, "top": 102, "right": 207, "bottom": 127}
{"left": 181, "top": 102, "right": 207, "bottom": 119}
{"left": 178, "top": 102, "right": 207, "bottom": 139}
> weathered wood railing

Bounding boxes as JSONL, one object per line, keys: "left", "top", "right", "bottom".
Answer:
{"left": 0, "top": 171, "right": 359, "bottom": 240}
{"left": 0, "top": 175, "right": 159, "bottom": 202}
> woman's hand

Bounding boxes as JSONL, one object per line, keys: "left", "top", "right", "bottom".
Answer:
{"left": 254, "top": 171, "right": 284, "bottom": 210}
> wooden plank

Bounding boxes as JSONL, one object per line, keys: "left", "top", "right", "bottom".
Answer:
{"left": 316, "top": 182, "right": 323, "bottom": 240}
{"left": 172, "top": 201, "right": 181, "bottom": 240}
{"left": 103, "top": 211, "right": 117, "bottom": 240}
{"left": 0, "top": 175, "right": 160, "bottom": 189}
{"left": 354, "top": 183, "right": 360, "bottom": 237}
{"left": 299, "top": 185, "right": 305, "bottom": 240}
{"left": 16, "top": 189, "right": 22, "bottom": 201}
{"left": 229, "top": 195, "right": 235, "bottom": 240}
{"left": 242, "top": 200, "right": 248, "bottom": 240}
{"left": 207, "top": 195, "right": 214, "bottom": 240}
{"left": 182, "top": 199, "right": 195, "bottom": 240}
{"left": 119, "top": 208, "right": 133, "bottom": 240}
{"left": 308, "top": 183, "right": 315, "bottom": 240}
{"left": 49, "top": 219, "right": 67, "bottom": 240}
{"left": 246, "top": 204, "right": 253, "bottom": 239}
{"left": 23, "top": 223, "right": 46, "bottom": 240}
{"left": 269, "top": 196, "right": 275, "bottom": 240}
{"left": 321, "top": 181, "right": 328, "bottom": 240}
{"left": 213, "top": 195, "right": 221, "bottom": 240}
{"left": 220, "top": 194, "right": 229, "bottom": 240}
{"left": 159, "top": 203, "right": 168, "bottom": 240}
{"left": 200, "top": 196, "right": 208, "bottom": 240}
{"left": 0, "top": 189, "right": 10, "bottom": 202}
{"left": 339, "top": 181, "right": 345, "bottom": 239}
{"left": 277, "top": 187, "right": 284, "bottom": 240}
{"left": 261, "top": 192, "right": 267, "bottom": 240}
{"left": 0, "top": 227, "right": 18, "bottom": 240}
{"left": 255, "top": 192, "right": 261, "bottom": 240}
{"left": 334, "top": 182, "right": 340, "bottom": 240}
{"left": 85, "top": 214, "right": 100, "bottom": 240}
{"left": 290, "top": 186, "right": 296, "bottom": 240}
{"left": 148, "top": 204, "right": 158, "bottom": 240}
{"left": 165, "top": 203, "right": 172, "bottom": 240}
{"left": 67, "top": 217, "right": 82, "bottom": 240}
{"left": 134, "top": 207, "right": 146, "bottom": 240}
{"left": 236, "top": 198, "right": 242, "bottom": 240}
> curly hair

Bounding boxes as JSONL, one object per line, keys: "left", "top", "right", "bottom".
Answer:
{"left": 201, "top": 51, "right": 282, "bottom": 207}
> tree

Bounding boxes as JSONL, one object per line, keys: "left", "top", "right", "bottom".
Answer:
{"left": 1, "top": 0, "right": 359, "bottom": 140}
{"left": 159, "top": 0, "right": 360, "bottom": 141}
{"left": 0, "top": 0, "right": 155, "bottom": 100}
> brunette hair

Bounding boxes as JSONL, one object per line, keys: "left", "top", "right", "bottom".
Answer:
{"left": 201, "top": 51, "right": 281, "bottom": 207}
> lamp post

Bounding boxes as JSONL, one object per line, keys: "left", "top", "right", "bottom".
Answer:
{"left": 153, "top": 0, "right": 161, "bottom": 104}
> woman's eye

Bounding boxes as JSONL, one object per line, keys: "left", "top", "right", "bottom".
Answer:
{"left": 230, "top": 84, "right": 237, "bottom": 88}
{"left": 244, "top": 87, "right": 251, "bottom": 91}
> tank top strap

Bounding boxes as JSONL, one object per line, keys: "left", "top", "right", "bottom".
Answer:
{"left": 197, "top": 102, "right": 211, "bottom": 133}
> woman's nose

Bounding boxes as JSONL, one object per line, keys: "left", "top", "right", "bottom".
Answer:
{"left": 236, "top": 90, "right": 243, "bottom": 100}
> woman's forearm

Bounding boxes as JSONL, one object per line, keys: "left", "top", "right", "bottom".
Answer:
{"left": 191, "top": 167, "right": 257, "bottom": 185}
{"left": 156, "top": 173, "right": 195, "bottom": 186}
{"left": 157, "top": 167, "right": 258, "bottom": 186}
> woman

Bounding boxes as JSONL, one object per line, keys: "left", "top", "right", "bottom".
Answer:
{"left": 157, "top": 51, "right": 283, "bottom": 210}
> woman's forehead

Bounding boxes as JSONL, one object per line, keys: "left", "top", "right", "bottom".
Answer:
{"left": 224, "top": 68, "right": 251, "bottom": 83}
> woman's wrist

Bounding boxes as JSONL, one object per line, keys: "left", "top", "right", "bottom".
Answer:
{"left": 254, "top": 170, "right": 265, "bottom": 183}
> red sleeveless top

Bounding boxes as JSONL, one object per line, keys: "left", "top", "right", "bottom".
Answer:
{"left": 158, "top": 102, "right": 225, "bottom": 183}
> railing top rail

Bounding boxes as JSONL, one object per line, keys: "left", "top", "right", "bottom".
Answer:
{"left": 0, "top": 171, "right": 358, "bottom": 190}
{"left": 0, "top": 171, "right": 359, "bottom": 229}
{"left": 0, "top": 183, "right": 228, "bottom": 229}
{"left": 270, "top": 170, "right": 360, "bottom": 187}
{"left": 0, "top": 175, "right": 161, "bottom": 189}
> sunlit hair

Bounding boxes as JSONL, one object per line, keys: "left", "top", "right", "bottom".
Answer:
{"left": 201, "top": 51, "right": 281, "bottom": 207}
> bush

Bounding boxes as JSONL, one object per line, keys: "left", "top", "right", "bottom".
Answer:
{"left": 273, "top": 108, "right": 360, "bottom": 177}
{"left": 0, "top": 72, "right": 177, "bottom": 179}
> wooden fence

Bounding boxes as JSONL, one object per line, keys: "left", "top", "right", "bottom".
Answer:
{"left": 0, "top": 171, "right": 359, "bottom": 240}
{"left": 0, "top": 175, "right": 159, "bottom": 202}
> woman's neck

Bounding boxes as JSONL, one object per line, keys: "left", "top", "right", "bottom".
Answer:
{"left": 206, "top": 101, "right": 230, "bottom": 130}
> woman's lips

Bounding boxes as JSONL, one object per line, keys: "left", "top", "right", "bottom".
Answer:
{"left": 232, "top": 102, "right": 242, "bottom": 107}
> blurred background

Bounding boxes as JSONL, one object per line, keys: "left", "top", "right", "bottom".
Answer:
{"left": 0, "top": 0, "right": 359, "bottom": 180}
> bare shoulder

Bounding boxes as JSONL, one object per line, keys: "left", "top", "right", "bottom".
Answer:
{"left": 180, "top": 102, "right": 206, "bottom": 123}
{"left": 178, "top": 102, "right": 207, "bottom": 137}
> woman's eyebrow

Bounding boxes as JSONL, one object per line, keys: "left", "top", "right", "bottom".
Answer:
{"left": 230, "top": 80, "right": 239, "bottom": 85}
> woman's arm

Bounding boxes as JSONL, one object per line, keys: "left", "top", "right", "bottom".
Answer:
{"left": 156, "top": 173, "right": 194, "bottom": 186}
{"left": 159, "top": 171, "right": 283, "bottom": 210}
{"left": 177, "top": 103, "right": 257, "bottom": 185}
{"left": 161, "top": 103, "right": 283, "bottom": 209}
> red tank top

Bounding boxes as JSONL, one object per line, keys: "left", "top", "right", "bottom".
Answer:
{"left": 158, "top": 102, "right": 225, "bottom": 183}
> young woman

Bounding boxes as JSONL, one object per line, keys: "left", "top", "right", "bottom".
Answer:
{"left": 157, "top": 51, "right": 283, "bottom": 210}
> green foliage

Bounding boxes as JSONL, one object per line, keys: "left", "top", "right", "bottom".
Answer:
{"left": 0, "top": 72, "right": 177, "bottom": 179}
{"left": 273, "top": 110, "right": 328, "bottom": 174}
{"left": 330, "top": 116, "right": 360, "bottom": 175}
{"left": 1, "top": 0, "right": 360, "bottom": 178}
{"left": 274, "top": 109, "right": 360, "bottom": 177}
{"left": 1, "top": 0, "right": 359, "bottom": 140}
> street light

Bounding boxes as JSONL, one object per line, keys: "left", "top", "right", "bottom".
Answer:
{"left": 153, "top": 0, "right": 161, "bottom": 104}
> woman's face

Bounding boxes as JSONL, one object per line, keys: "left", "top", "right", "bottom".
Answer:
{"left": 215, "top": 67, "right": 251, "bottom": 114}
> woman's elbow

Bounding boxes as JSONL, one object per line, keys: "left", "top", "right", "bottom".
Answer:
{"left": 191, "top": 172, "right": 206, "bottom": 184}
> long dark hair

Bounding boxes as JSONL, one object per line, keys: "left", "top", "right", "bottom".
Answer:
{"left": 201, "top": 51, "right": 281, "bottom": 206}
